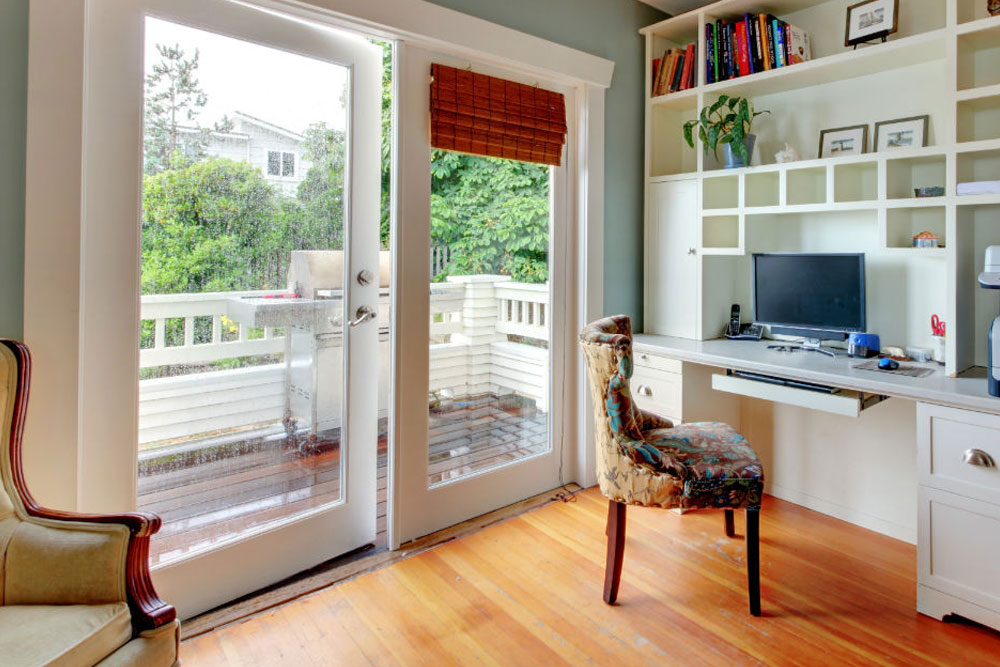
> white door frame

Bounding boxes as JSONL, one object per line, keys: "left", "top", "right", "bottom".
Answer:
{"left": 24, "top": 0, "right": 609, "bottom": 550}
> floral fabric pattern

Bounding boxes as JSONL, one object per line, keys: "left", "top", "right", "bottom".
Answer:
{"left": 579, "top": 315, "right": 763, "bottom": 510}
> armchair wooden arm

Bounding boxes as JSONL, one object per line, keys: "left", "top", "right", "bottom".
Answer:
{"left": 2, "top": 340, "right": 176, "bottom": 632}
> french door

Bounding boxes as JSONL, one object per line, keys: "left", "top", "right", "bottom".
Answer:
{"left": 84, "top": 0, "right": 382, "bottom": 618}
{"left": 392, "top": 44, "right": 569, "bottom": 543}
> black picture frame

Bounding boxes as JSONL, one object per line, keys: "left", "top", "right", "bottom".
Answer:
{"left": 845, "top": 0, "right": 899, "bottom": 47}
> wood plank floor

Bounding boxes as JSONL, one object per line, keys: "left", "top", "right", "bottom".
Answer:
{"left": 180, "top": 488, "right": 1000, "bottom": 665}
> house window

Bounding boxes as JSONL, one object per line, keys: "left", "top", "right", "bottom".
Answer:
{"left": 267, "top": 150, "right": 295, "bottom": 177}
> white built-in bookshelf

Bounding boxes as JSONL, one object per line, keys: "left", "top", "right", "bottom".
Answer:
{"left": 641, "top": 0, "right": 1000, "bottom": 377}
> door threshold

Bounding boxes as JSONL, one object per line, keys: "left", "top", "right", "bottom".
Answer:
{"left": 180, "top": 482, "right": 583, "bottom": 640}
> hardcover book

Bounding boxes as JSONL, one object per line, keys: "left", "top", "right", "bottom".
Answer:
{"left": 786, "top": 24, "right": 811, "bottom": 64}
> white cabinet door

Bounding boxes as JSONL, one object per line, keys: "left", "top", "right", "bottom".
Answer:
{"left": 645, "top": 180, "right": 699, "bottom": 339}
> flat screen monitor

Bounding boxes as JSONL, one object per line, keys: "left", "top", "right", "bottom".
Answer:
{"left": 752, "top": 253, "right": 866, "bottom": 341}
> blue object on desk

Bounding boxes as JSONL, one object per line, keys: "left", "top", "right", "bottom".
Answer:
{"left": 878, "top": 358, "right": 899, "bottom": 371}
{"left": 848, "top": 333, "right": 880, "bottom": 358}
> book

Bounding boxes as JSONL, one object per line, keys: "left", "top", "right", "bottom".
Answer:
{"left": 786, "top": 23, "right": 811, "bottom": 64}
{"left": 671, "top": 51, "right": 686, "bottom": 92}
{"left": 680, "top": 43, "right": 695, "bottom": 90}
{"left": 651, "top": 57, "right": 662, "bottom": 95}
{"left": 735, "top": 22, "right": 750, "bottom": 77}
{"left": 714, "top": 21, "right": 721, "bottom": 82}
{"left": 758, "top": 14, "right": 771, "bottom": 71}
{"left": 729, "top": 21, "right": 739, "bottom": 79}
{"left": 705, "top": 24, "right": 715, "bottom": 84}
{"left": 744, "top": 13, "right": 759, "bottom": 74}
{"left": 764, "top": 15, "right": 778, "bottom": 69}
{"left": 773, "top": 18, "right": 785, "bottom": 67}
{"left": 654, "top": 48, "right": 672, "bottom": 95}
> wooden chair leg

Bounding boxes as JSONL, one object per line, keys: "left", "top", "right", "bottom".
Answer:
{"left": 724, "top": 509, "right": 735, "bottom": 537}
{"left": 746, "top": 508, "right": 761, "bottom": 616}
{"left": 603, "top": 500, "right": 627, "bottom": 604}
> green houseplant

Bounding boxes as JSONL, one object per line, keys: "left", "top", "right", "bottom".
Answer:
{"left": 683, "top": 95, "right": 769, "bottom": 168}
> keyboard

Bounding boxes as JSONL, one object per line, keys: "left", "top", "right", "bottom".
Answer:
{"left": 730, "top": 370, "right": 838, "bottom": 394}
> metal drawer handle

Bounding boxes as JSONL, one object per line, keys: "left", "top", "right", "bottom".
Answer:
{"left": 963, "top": 448, "right": 996, "bottom": 469}
{"left": 636, "top": 384, "right": 652, "bottom": 397}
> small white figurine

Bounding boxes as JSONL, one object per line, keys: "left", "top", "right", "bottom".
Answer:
{"left": 774, "top": 143, "right": 799, "bottom": 163}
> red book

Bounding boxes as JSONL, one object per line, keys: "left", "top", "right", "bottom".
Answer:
{"left": 735, "top": 23, "right": 750, "bottom": 77}
{"left": 651, "top": 57, "right": 661, "bottom": 95}
{"left": 679, "top": 44, "right": 695, "bottom": 90}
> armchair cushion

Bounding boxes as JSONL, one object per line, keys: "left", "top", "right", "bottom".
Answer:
{"left": 646, "top": 422, "right": 764, "bottom": 510}
{"left": 0, "top": 602, "right": 132, "bottom": 667}
{"left": 4, "top": 520, "right": 128, "bottom": 606}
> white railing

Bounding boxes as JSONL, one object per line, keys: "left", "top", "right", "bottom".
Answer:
{"left": 495, "top": 282, "right": 549, "bottom": 340}
{"left": 138, "top": 277, "right": 550, "bottom": 447}
{"left": 140, "top": 291, "right": 285, "bottom": 369}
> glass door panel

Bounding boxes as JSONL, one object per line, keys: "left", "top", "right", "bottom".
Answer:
{"left": 427, "top": 154, "right": 553, "bottom": 486}
{"left": 136, "top": 16, "right": 353, "bottom": 566}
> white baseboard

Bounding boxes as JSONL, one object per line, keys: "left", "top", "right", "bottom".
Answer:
{"left": 767, "top": 482, "right": 916, "bottom": 544}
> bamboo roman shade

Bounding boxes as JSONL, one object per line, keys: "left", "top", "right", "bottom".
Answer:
{"left": 430, "top": 64, "right": 567, "bottom": 166}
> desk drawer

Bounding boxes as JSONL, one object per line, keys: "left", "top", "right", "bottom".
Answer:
{"left": 635, "top": 350, "right": 682, "bottom": 375}
{"left": 918, "top": 486, "right": 1000, "bottom": 615}
{"left": 632, "top": 365, "right": 682, "bottom": 423}
{"left": 918, "top": 403, "right": 1000, "bottom": 505}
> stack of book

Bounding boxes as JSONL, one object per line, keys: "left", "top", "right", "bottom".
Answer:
{"left": 651, "top": 43, "right": 697, "bottom": 97}
{"left": 705, "top": 14, "right": 811, "bottom": 85}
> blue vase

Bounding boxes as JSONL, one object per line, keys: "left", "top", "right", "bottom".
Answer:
{"left": 722, "top": 134, "right": 756, "bottom": 169}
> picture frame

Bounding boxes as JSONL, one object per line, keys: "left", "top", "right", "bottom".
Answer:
{"left": 818, "top": 124, "right": 869, "bottom": 158}
{"left": 844, "top": 0, "right": 899, "bottom": 47}
{"left": 874, "top": 114, "right": 929, "bottom": 151}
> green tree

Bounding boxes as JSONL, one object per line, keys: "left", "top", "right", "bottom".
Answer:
{"left": 142, "top": 158, "right": 293, "bottom": 293}
{"left": 296, "top": 123, "right": 347, "bottom": 250}
{"left": 143, "top": 44, "right": 211, "bottom": 174}
{"left": 430, "top": 151, "right": 550, "bottom": 283}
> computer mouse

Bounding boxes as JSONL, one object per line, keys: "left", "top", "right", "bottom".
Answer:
{"left": 878, "top": 358, "right": 899, "bottom": 371}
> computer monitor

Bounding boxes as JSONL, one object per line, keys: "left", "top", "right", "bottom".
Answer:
{"left": 753, "top": 253, "right": 866, "bottom": 347}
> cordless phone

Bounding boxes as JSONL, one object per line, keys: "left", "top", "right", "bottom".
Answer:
{"left": 726, "top": 304, "right": 741, "bottom": 337}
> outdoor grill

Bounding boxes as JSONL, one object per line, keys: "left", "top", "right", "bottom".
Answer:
{"left": 226, "top": 250, "right": 390, "bottom": 451}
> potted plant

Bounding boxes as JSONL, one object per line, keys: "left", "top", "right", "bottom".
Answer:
{"left": 683, "top": 95, "right": 769, "bottom": 169}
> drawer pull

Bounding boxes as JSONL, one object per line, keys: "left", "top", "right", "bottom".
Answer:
{"left": 636, "top": 384, "right": 652, "bottom": 397}
{"left": 639, "top": 353, "right": 648, "bottom": 361}
{"left": 963, "top": 448, "right": 996, "bottom": 469}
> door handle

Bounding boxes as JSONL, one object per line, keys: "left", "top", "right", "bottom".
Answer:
{"left": 963, "top": 448, "right": 996, "bottom": 468}
{"left": 349, "top": 305, "right": 377, "bottom": 327}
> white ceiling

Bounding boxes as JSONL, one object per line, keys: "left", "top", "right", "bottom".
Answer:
{"left": 640, "top": 0, "right": 716, "bottom": 15}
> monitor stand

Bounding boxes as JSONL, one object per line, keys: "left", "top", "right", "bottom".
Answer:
{"left": 766, "top": 337, "right": 838, "bottom": 359}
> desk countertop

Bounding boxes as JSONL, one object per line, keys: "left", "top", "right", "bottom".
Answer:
{"left": 634, "top": 334, "right": 1000, "bottom": 416}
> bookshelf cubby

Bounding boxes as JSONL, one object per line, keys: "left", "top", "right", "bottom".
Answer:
{"left": 786, "top": 166, "right": 826, "bottom": 205}
{"left": 957, "top": 92, "right": 1000, "bottom": 143}
{"left": 642, "top": 0, "right": 1000, "bottom": 376}
{"left": 835, "top": 161, "right": 878, "bottom": 202}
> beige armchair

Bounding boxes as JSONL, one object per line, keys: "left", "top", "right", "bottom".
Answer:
{"left": 0, "top": 340, "right": 179, "bottom": 666}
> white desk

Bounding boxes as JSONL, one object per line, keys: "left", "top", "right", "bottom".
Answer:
{"left": 632, "top": 334, "right": 1000, "bottom": 632}
{"left": 634, "top": 334, "right": 1000, "bottom": 416}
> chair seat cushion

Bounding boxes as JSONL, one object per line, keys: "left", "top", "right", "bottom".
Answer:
{"left": 0, "top": 602, "right": 132, "bottom": 667}
{"left": 646, "top": 422, "right": 764, "bottom": 510}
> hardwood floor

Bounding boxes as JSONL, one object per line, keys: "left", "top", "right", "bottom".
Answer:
{"left": 181, "top": 488, "right": 1000, "bottom": 665}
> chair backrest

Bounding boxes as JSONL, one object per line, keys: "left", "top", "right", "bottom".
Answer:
{"left": 0, "top": 341, "right": 29, "bottom": 520}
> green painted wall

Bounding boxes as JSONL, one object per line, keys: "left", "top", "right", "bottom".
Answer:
{"left": 0, "top": 0, "right": 28, "bottom": 339}
{"left": 0, "top": 0, "right": 665, "bottom": 338}
{"left": 428, "top": 0, "right": 666, "bottom": 322}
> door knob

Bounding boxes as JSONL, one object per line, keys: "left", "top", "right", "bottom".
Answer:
{"left": 349, "top": 305, "right": 377, "bottom": 327}
{"left": 687, "top": 247, "right": 697, "bottom": 256}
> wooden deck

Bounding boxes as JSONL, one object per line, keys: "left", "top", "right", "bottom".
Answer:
{"left": 139, "top": 395, "right": 548, "bottom": 566}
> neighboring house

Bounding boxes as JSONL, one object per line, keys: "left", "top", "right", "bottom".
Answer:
{"left": 203, "top": 111, "right": 312, "bottom": 196}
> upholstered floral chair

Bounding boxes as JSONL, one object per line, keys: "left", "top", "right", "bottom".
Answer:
{"left": 0, "top": 340, "right": 179, "bottom": 666}
{"left": 579, "top": 316, "right": 764, "bottom": 615}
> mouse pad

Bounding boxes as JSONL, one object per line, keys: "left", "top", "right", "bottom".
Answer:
{"left": 852, "top": 359, "right": 934, "bottom": 378}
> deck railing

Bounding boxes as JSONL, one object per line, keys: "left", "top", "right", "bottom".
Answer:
{"left": 138, "top": 277, "right": 549, "bottom": 447}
